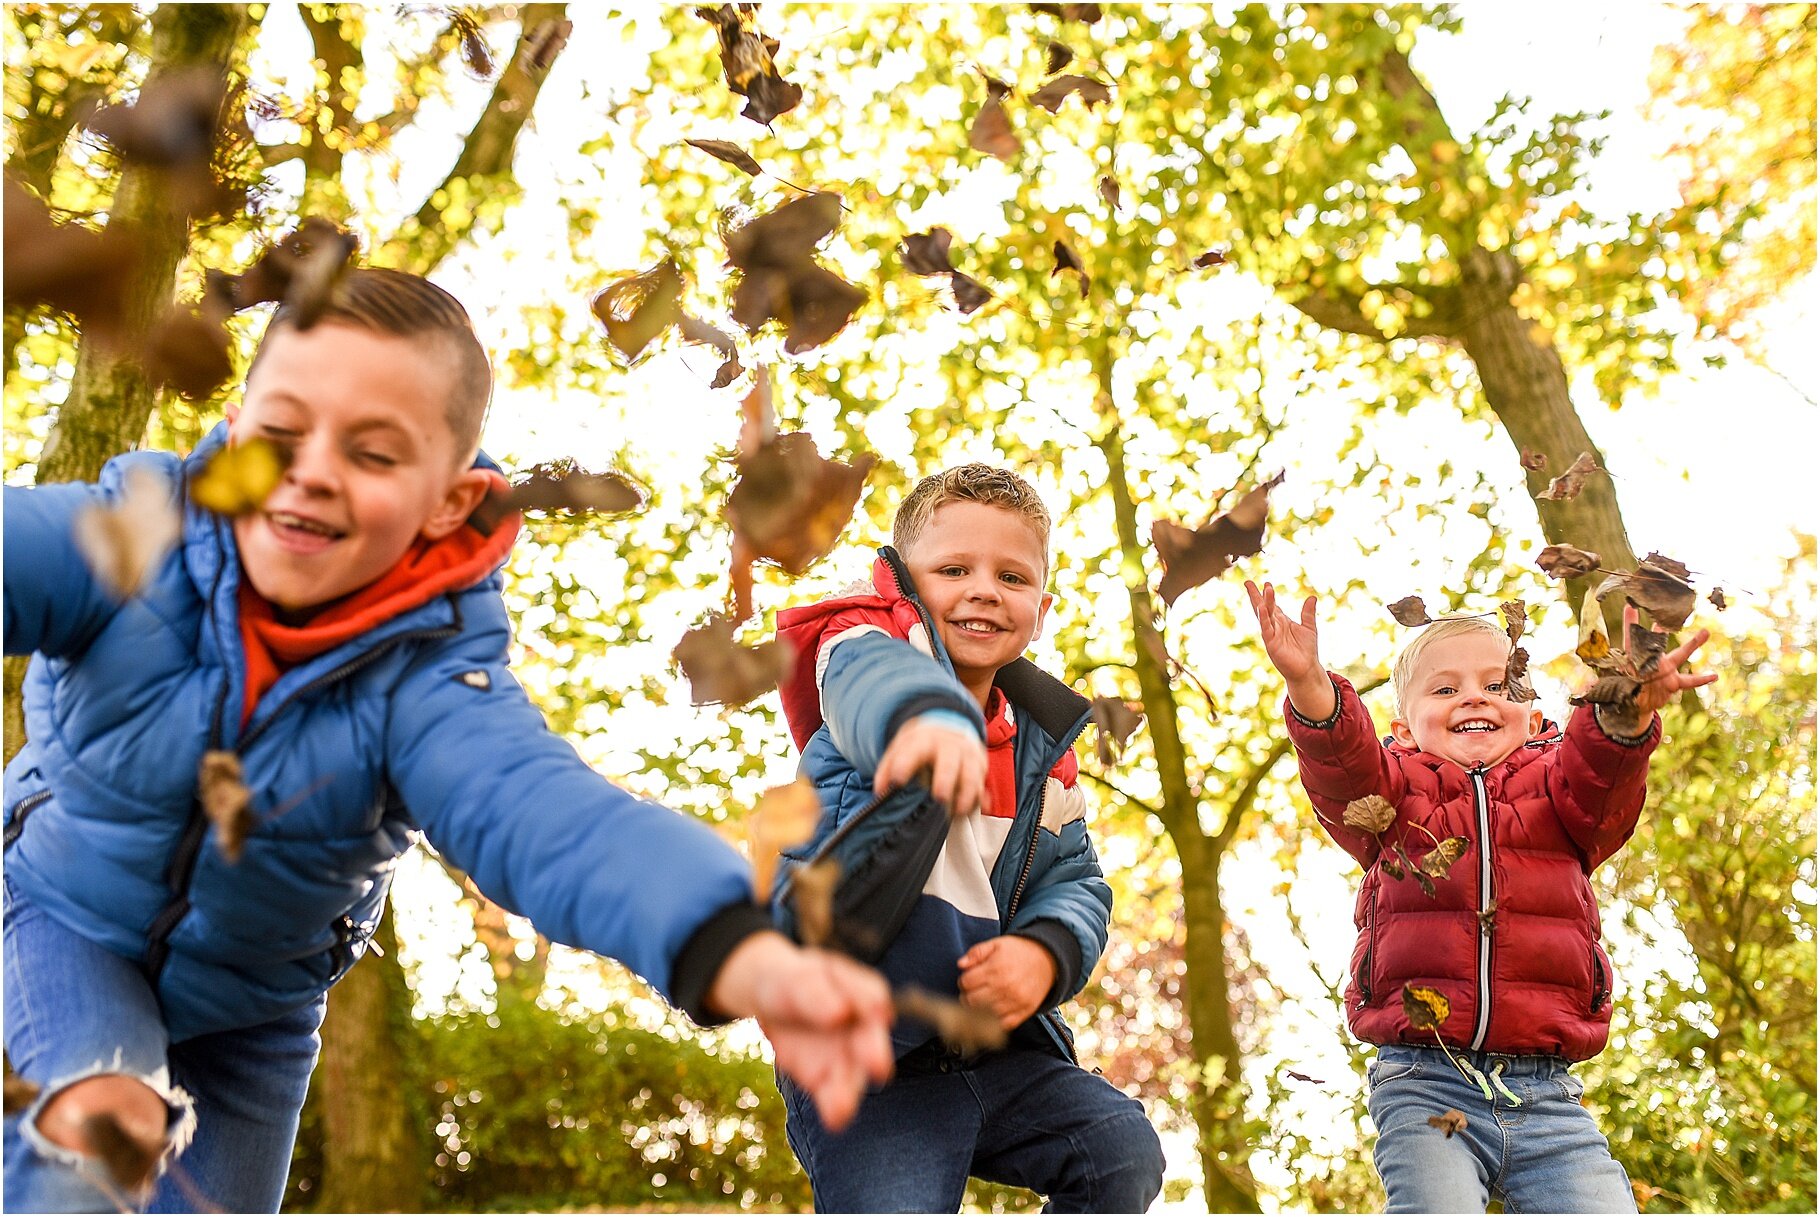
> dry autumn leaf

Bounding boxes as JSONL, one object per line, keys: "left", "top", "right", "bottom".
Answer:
{"left": 1098, "top": 174, "right": 1121, "bottom": 212}
{"left": 901, "top": 228, "right": 956, "bottom": 276}
{"left": 1536, "top": 452, "right": 1601, "bottom": 502}
{"left": 593, "top": 259, "right": 684, "bottom": 361}
{"left": 949, "top": 271, "right": 992, "bottom": 314}
{"left": 86, "top": 69, "right": 225, "bottom": 170}
{"left": 4, "top": 1072, "right": 40, "bottom": 1115}
{"left": 229, "top": 217, "right": 360, "bottom": 329}
{"left": 678, "top": 313, "right": 744, "bottom": 388}
{"left": 748, "top": 777, "right": 823, "bottom": 900}
{"left": 685, "top": 137, "right": 763, "bottom": 176}
{"left": 1343, "top": 795, "right": 1397, "bottom": 834}
{"left": 522, "top": 17, "right": 573, "bottom": 74}
{"left": 894, "top": 985, "right": 1008, "bottom": 1054}
{"left": 73, "top": 467, "right": 182, "bottom": 600}
{"left": 1387, "top": 596, "right": 1431, "bottom": 627}
{"left": 1151, "top": 472, "right": 1284, "bottom": 607}
{"left": 790, "top": 857, "right": 840, "bottom": 948}
{"left": 3, "top": 177, "right": 144, "bottom": 342}
{"left": 695, "top": 3, "right": 802, "bottom": 126}
{"left": 1504, "top": 644, "right": 1536, "bottom": 703}
{"left": 1029, "top": 74, "right": 1111, "bottom": 112}
{"left": 142, "top": 289, "right": 235, "bottom": 400}
{"left": 1402, "top": 984, "right": 1451, "bottom": 1031}
{"left": 198, "top": 749, "right": 254, "bottom": 863}
{"left": 1708, "top": 587, "right": 1727, "bottom": 611}
{"left": 1088, "top": 697, "right": 1144, "bottom": 766}
{"left": 452, "top": 9, "right": 494, "bottom": 77}
{"left": 968, "top": 95, "right": 1021, "bottom": 162}
{"left": 1284, "top": 1069, "right": 1327, "bottom": 1085}
{"left": 189, "top": 437, "right": 290, "bottom": 518}
{"left": 674, "top": 616, "right": 795, "bottom": 707}
{"left": 1597, "top": 553, "right": 1698, "bottom": 631}
{"left": 727, "top": 432, "right": 877, "bottom": 576}
{"left": 1032, "top": 2, "right": 1104, "bottom": 21}
{"left": 1392, "top": 839, "right": 1437, "bottom": 898}
{"left": 1537, "top": 544, "right": 1603, "bottom": 580}
{"left": 1500, "top": 599, "right": 1527, "bottom": 646}
{"left": 1053, "top": 240, "right": 1088, "bottom": 296}
{"left": 1518, "top": 448, "right": 1547, "bottom": 472}
{"left": 79, "top": 1112, "right": 160, "bottom": 1196}
{"left": 726, "top": 193, "right": 866, "bottom": 353}
{"left": 1044, "top": 41, "right": 1076, "bottom": 74}
{"left": 1418, "top": 836, "right": 1470, "bottom": 880}
{"left": 1428, "top": 1109, "right": 1468, "bottom": 1138}
{"left": 1193, "top": 248, "right": 1229, "bottom": 268}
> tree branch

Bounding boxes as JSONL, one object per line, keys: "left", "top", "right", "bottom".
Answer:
{"left": 1079, "top": 769, "right": 1163, "bottom": 820}
{"left": 1288, "top": 281, "right": 1463, "bottom": 342}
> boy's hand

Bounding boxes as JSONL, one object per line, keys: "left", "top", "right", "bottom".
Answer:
{"left": 1244, "top": 580, "right": 1336, "bottom": 722}
{"left": 957, "top": 936, "right": 1055, "bottom": 1030}
{"left": 874, "top": 715, "right": 989, "bottom": 816}
{"left": 707, "top": 932, "right": 894, "bottom": 1132}
{"left": 1601, "top": 606, "right": 1718, "bottom": 734}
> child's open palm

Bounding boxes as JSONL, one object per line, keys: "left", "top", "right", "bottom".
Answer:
{"left": 1245, "top": 580, "right": 1323, "bottom": 682}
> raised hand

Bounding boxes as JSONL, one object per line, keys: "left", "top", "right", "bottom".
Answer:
{"left": 873, "top": 714, "right": 989, "bottom": 816}
{"left": 1244, "top": 580, "right": 1337, "bottom": 722}
{"left": 1610, "top": 604, "right": 1717, "bottom": 730}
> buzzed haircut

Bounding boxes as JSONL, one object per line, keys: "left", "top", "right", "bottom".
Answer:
{"left": 1393, "top": 615, "right": 1524, "bottom": 715}
{"left": 250, "top": 267, "right": 492, "bottom": 459}
{"left": 893, "top": 463, "right": 1052, "bottom": 573}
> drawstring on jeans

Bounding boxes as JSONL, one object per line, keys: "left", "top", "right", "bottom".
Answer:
{"left": 1448, "top": 1054, "right": 1523, "bottom": 1107}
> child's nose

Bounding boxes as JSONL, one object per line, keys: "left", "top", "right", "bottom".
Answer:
{"left": 283, "top": 439, "right": 339, "bottom": 493}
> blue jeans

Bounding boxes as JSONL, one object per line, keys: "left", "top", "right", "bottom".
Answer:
{"left": 3, "top": 872, "right": 323, "bottom": 1213}
{"left": 1368, "top": 1044, "right": 1636, "bottom": 1213}
{"left": 780, "top": 1045, "right": 1163, "bottom": 1213}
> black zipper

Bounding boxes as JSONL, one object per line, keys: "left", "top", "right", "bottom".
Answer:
{"left": 142, "top": 580, "right": 460, "bottom": 979}
{"left": 1589, "top": 940, "right": 1608, "bottom": 1014}
{"left": 1358, "top": 879, "right": 1378, "bottom": 1003}
{"left": 4, "top": 790, "right": 53, "bottom": 849}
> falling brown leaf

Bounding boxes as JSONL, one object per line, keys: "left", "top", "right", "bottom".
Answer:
{"left": 685, "top": 137, "right": 763, "bottom": 177}
{"left": 1427, "top": 1109, "right": 1468, "bottom": 1138}
{"left": 1499, "top": 599, "right": 1527, "bottom": 646}
{"left": 1392, "top": 839, "right": 1437, "bottom": 898}
{"left": 1343, "top": 795, "right": 1397, "bottom": 834}
{"left": 85, "top": 68, "right": 225, "bottom": 172}
{"left": 199, "top": 750, "right": 254, "bottom": 863}
{"left": 1029, "top": 74, "right": 1112, "bottom": 113}
{"left": 789, "top": 858, "right": 840, "bottom": 948}
{"left": 674, "top": 616, "right": 795, "bottom": 707}
{"left": 452, "top": 8, "right": 495, "bottom": 77}
{"left": 1052, "top": 240, "right": 1088, "bottom": 297}
{"left": 1284, "top": 1069, "right": 1327, "bottom": 1085}
{"left": 727, "top": 431, "right": 877, "bottom": 577}
{"left": 228, "top": 217, "right": 360, "bottom": 330}
{"left": 1031, "top": 5, "right": 1105, "bottom": 26}
{"left": 726, "top": 194, "right": 866, "bottom": 353}
{"left": 1151, "top": 472, "right": 1285, "bottom": 607}
{"left": 1708, "top": 586, "right": 1727, "bottom": 611}
{"left": 471, "top": 460, "right": 644, "bottom": 534}
{"left": 695, "top": 4, "right": 802, "bottom": 126}
{"left": 1518, "top": 448, "right": 1547, "bottom": 472}
{"left": 4, "top": 1072, "right": 40, "bottom": 1115}
{"left": 894, "top": 985, "right": 1008, "bottom": 1054}
{"left": 1571, "top": 673, "right": 1643, "bottom": 710}
{"left": 1089, "top": 697, "right": 1144, "bottom": 766}
{"left": 142, "top": 286, "right": 235, "bottom": 400}
{"left": 1595, "top": 553, "right": 1697, "bottom": 631}
{"left": 1098, "top": 174, "right": 1121, "bottom": 212}
{"left": 1379, "top": 851, "right": 1406, "bottom": 881}
{"left": 1044, "top": 41, "right": 1076, "bottom": 74}
{"left": 968, "top": 94, "right": 1021, "bottom": 162}
{"left": 73, "top": 467, "right": 182, "bottom": 600}
{"left": 949, "top": 272, "right": 992, "bottom": 315}
{"left": 593, "top": 259, "right": 684, "bottom": 361}
{"left": 679, "top": 313, "right": 744, "bottom": 388}
{"left": 1478, "top": 900, "right": 1497, "bottom": 932}
{"left": 901, "top": 228, "right": 956, "bottom": 276}
{"left": 1193, "top": 248, "right": 1229, "bottom": 268}
{"left": 1386, "top": 596, "right": 1431, "bottom": 627}
{"left": 522, "top": 17, "right": 573, "bottom": 74}
{"left": 1402, "top": 984, "right": 1451, "bottom": 1031}
{"left": 1575, "top": 588, "right": 1611, "bottom": 665}
{"left": 79, "top": 1112, "right": 160, "bottom": 1196}
{"left": 3, "top": 177, "right": 144, "bottom": 341}
{"left": 1503, "top": 644, "right": 1536, "bottom": 703}
{"left": 1536, "top": 452, "right": 1601, "bottom": 502}
{"left": 748, "top": 777, "right": 823, "bottom": 900}
{"left": 1536, "top": 544, "right": 1603, "bottom": 580}
{"left": 1417, "top": 836, "right": 1470, "bottom": 880}
{"left": 1626, "top": 622, "right": 1670, "bottom": 678}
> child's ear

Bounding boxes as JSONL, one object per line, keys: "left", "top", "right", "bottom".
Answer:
{"left": 422, "top": 468, "right": 493, "bottom": 540}
{"left": 1526, "top": 705, "right": 1545, "bottom": 737}
{"left": 1389, "top": 717, "right": 1418, "bottom": 749}
{"left": 1031, "top": 591, "right": 1055, "bottom": 642}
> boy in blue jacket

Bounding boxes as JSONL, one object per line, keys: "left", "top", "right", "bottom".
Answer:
{"left": 771, "top": 465, "right": 1164, "bottom": 1213}
{"left": 2, "top": 268, "right": 893, "bottom": 1212}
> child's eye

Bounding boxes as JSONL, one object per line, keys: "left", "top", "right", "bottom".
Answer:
{"left": 1433, "top": 686, "right": 1456, "bottom": 696}
{"left": 1000, "top": 572, "right": 1026, "bottom": 585}
{"left": 1486, "top": 681, "right": 1504, "bottom": 693}
{"left": 356, "top": 451, "right": 398, "bottom": 468}
{"left": 939, "top": 566, "right": 966, "bottom": 577}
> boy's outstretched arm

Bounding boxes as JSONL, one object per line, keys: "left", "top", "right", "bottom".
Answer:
{"left": 391, "top": 606, "right": 890, "bottom": 1128}
{"left": 706, "top": 932, "right": 894, "bottom": 1130}
{"left": 3, "top": 469, "right": 156, "bottom": 657}
{"left": 1245, "top": 580, "right": 1337, "bottom": 722}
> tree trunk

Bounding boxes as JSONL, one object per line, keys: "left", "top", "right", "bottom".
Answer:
{"left": 314, "top": 908, "right": 426, "bottom": 1213}
{"left": 34, "top": 4, "right": 248, "bottom": 488}
{"left": 1092, "top": 342, "right": 1261, "bottom": 1212}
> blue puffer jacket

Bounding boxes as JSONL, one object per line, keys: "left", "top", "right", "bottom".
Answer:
{"left": 3, "top": 427, "right": 761, "bottom": 1042}
{"left": 772, "top": 549, "right": 1111, "bottom": 1060}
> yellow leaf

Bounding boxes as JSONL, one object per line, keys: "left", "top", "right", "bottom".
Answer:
{"left": 1402, "top": 984, "right": 1451, "bottom": 1031}
{"left": 747, "top": 777, "right": 823, "bottom": 900}
{"left": 1576, "top": 587, "right": 1610, "bottom": 664}
{"left": 189, "top": 439, "right": 288, "bottom": 518}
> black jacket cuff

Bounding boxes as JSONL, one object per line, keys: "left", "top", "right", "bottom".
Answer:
{"left": 1012, "top": 920, "right": 1084, "bottom": 1009}
{"left": 670, "top": 900, "right": 775, "bottom": 1026}
{"left": 1286, "top": 675, "right": 1345, "bottom": 730}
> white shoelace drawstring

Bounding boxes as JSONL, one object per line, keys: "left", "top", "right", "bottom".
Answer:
{"left": 1448, "top": 1054, "right": 1524, "bottom": 1107}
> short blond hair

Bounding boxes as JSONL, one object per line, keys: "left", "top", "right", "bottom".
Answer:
{"left": 1393, "top": 615, "right": 1521, "bottom": 715}
{"left": 892, "top": 463, "right": 1051, "bottom": 571}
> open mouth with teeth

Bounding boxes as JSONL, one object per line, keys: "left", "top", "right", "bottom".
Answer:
{"left": 266, "top": 511, "right": 346, "bottom": 548}
{"left": 1451, "top": 720, "right": 1501, "bottom": 734}
{"left": 950, "top": 619, "right": 1005, "bottom": 635}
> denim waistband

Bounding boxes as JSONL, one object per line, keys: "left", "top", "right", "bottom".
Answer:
{"left": 1376, "top": 1042, "right": 1572, "bottom": 1077}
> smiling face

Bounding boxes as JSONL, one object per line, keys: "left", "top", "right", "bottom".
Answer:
{"left": 901, "top": 500, "right": 1053, "bottom": 708}
{"left": 1390, "top": 630, "right": 1545, "bottom": 769}
{"left": 230, "top": 321, "right": 491, "bottom": 612}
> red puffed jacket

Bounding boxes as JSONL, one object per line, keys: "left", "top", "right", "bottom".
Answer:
{"left": 1286, "top": 674, "right": 1659, "bottom": 1061}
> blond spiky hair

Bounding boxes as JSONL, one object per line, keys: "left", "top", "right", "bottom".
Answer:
{"left": 1392, "top": 615, "right": 1524, "bottom": 715}
{"left": 892, "top": 463, "right": 1052, "bottom": 571}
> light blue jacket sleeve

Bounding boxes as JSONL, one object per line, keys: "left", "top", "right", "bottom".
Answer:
{"left": 3, "top": 471, "right": 145, "bottom": 658}
{"left": 386, "top": 596, "right": 757, "bottom": 1005}
{"left": 818, "top": 630, "right": 984, "bottom": 776}
{"left": 1008, "top": 814, "right": 1114, "bottom": 1003}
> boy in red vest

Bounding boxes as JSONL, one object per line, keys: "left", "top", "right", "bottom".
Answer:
{"left": 1247, "top": 579, "right": 1712, "bottom": 1213}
